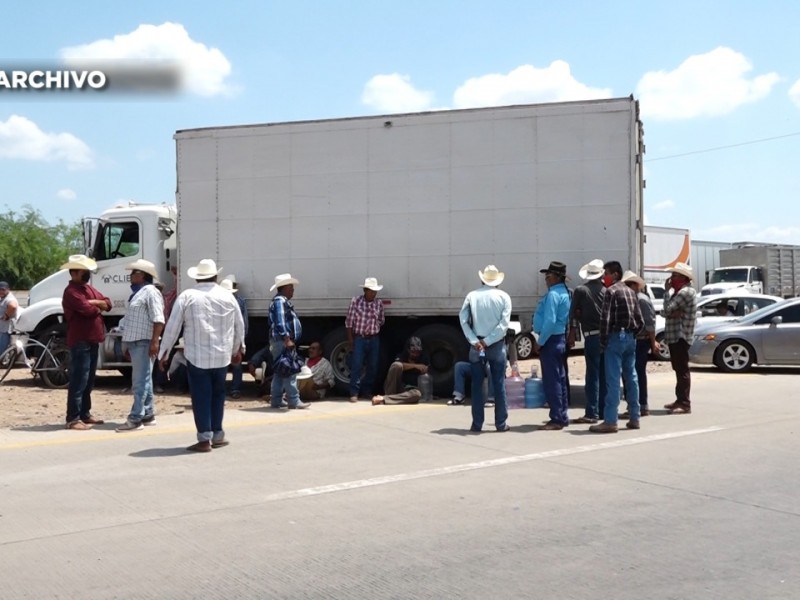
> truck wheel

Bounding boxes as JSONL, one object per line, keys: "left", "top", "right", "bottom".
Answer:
{"left": 514, "top": 333, "right": 535, "bottom": 360}
{"left": 412, "top": 324, "right": 469, "bottom": 396}
{"left": 715, "top": 340, "right": 755, "bottom": 373}
{"left": 322, "top": 326, "right": 352, "bottom": 395}
{"left": 655, "top": 333, "right": 670, "bottom": 361}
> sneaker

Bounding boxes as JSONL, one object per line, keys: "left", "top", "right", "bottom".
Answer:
{"left": 116, "top": 420, "right": 144, "bottom": 432}
{"left": 66, "top": 420, "right": 92, "bottom": 430}
{"left": 447, "top": 397, "right": 464, "bottom": 406}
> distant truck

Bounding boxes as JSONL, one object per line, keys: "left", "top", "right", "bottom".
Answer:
{"left": 691, "top": 239, "right": 733, "bottom": 286}
{"left": 18, "top": 97, "right": 646, "bottom": 393}
{"left": 701, "top": 244, "right": 800, "bottom": 297}
{"left": 643, "top": 225, "right": 691, "bottom": 285}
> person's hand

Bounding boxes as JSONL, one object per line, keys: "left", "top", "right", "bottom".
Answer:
{"left": 418, "top": 364, "right": 428, "bottom": 374}
{"left": 149, "top": 340, "right": 159, "bottom": 358}
{"left": 566, "top": 330, "right": 576, "bottom": 349}
{"left": 284, "top": 339, "right": 295, "bottom": 349}
{"left": 231, "top": 351, "right": 243, "bottom": 365}
{"left": 159, "top": 357, "right": 168, "bottom": 371}
{"left": 651, "top": 341, "right": 660, "bottom": 356}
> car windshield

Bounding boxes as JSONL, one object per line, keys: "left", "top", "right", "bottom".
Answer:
{"left": 709, "top": 268, "right": 748, "bottom": 284}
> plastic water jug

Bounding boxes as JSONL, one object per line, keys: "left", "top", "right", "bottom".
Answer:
{"left": 418, "top": 372, "right": 433, "bottom": 402}
{"left": 505, "top": 363, "right": 525, "bottom": 409}
{"left": 524, "top": 377, "right": 545, "bottom": 408}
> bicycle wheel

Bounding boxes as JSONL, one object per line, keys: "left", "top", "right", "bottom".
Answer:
{"left": 0, "top": 347, "right": 18, "bottom": 384}
{"left": 40, "top": 344, "right": 71, "bottom": 389}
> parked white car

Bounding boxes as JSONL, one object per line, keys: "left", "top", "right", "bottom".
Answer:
{"left": 653, "top": 292, "right": 783, "bottom": 360}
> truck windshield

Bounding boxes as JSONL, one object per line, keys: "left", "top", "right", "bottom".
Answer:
{"left": 93, "top": 221, "right": 140, "bottom": 261}
{"left": 709, "top": 268, "right": 748, "bottom": 284}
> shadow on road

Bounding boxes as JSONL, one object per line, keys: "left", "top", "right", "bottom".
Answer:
{"left": 129, "top": 447, "right": 195, "bottom": 458}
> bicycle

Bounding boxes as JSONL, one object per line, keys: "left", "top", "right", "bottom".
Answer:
{"left": 0, "top": 330, "right": 71, "bottom": 389}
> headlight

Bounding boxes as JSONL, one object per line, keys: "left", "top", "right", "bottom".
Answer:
{"left": 701, "top": 334, "right": 717, "bottom": 342}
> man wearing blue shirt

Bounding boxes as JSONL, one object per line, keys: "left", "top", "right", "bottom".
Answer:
{"left": 459, "top": 265, "right": 512, "bottom": 433}
{"left": 533, "top": 261, "right": 572, "bottom": 430}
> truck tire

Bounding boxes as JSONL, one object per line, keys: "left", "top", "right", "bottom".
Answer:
{"left": 322, "top": 326, "right": 352, "bottom": 396}
{"left": 412, "top": 324, "right": 469, "bottom": 396}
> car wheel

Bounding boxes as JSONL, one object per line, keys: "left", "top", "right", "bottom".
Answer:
{"left": 514, "top": 333, "right": 535, "bottom": 360}
{"left": 655, "top": 333, "right": 670, "bottom": 361}
{"left": 715, "top": 340, "right": 755, "bottom": 373}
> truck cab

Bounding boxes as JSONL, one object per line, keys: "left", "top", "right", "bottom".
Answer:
{"left": 700, "top": 266, "right": 763, "bottom": 296}
{"left": 16, "top": 202, "right": 177, "bottom": 369}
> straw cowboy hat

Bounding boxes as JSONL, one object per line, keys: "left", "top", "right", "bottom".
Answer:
{"left": 187, "top": 259, "right": 222, "bottom": 280}
{"left": 621, "top": 270, "right": 646, "bottom": 287}
{"left": 666, "top": 262, "right": 693, "bottom": 280}
{"left": 361, "top": 277, "right": 384, "bottom": 291}
{"left": 125, "top": 259, "right": 159, "bottom": 279}
{"left": 60, "top": 254, "right": 97, "bottom": 272}
{"left": 270, "top": 273, "right": 299, "bottom": 292}
{"left": 479, "top": 265, "right": 505, "bottom": 287}
{"left": 220, "top": 278, "right": 238, "bottom": 293}
{"left": 578, "top": 259, "right": 604, "bottom": 281}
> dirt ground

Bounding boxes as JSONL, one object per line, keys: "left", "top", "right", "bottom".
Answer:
{"left": 0, "top": 356, "right": 674, "bottom": 429}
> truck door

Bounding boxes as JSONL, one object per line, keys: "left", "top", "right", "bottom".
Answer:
{"left": 757, "top": 303, "right": 800, "bottom": 364}
{"left": 90, "top": 220, "right": 142, "bottom": 315}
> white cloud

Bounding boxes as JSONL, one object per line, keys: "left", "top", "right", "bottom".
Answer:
{"left": 361, "top": 74, "right": 435, "bottom": 112}
{"left": 60, "top": 22, "right": 233, "bottom": 97}
{"left": 790, "top": 79, "right": 800, "bottom": 108}
{"left": 653, "top": 199, "right": 675, "bottom": 211}
{"left": 452, "top": 62, "right": 612, "bottom": 109}
{"left": 636, "top": 47, "right": 780, "bottom": 120}
{"left": 0, "top": 115, "right": 93, "bottom": 169}
{"left": 56, "top": 188, "right": 77, "bottom": 200}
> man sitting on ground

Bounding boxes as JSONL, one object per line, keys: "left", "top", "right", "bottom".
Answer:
{"left": 372, "top": 336, "right": 430, "bottom": 405}
{"left": 298, "top": 341, "right": 335, "bottom": 401}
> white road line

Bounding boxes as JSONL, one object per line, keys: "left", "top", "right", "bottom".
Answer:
{"left": 262, "top": 427, "right": 723, "bottom": 502}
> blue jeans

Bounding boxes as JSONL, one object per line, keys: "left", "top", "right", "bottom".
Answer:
{"left": 453, "top": 361, "right": 494, "bottom": 399}
{"left": 270, "top": 339, "right": 301, "bottom": 408}
{"left": 66, "top": 342, "right": 99, "bottom": 424}
{"left": 540, "top": 334, "right": 568, "bottom": 426}
{"left": 124, "top": 339, "right": 155, "bottom": 423}
{"left": 230, "top": 363, "right": 243, "bottom": 394}
{"left": 583, "top": 334, "right": 604, "bottom": 419}
{"left": 0, "top": 332, "right": 10, "bottom": 356}
{"left": 603, "top": 331, "right": 640, "bottom": 423}
{"left": 349, "top": 335, "right": 380, "bottom": 397}
{"left": 635, "top": 339, "right": 650, "bottom": 409}
{"left": 469, "top": 341, "right": 508, "bottom": 430}
{"left": 186, "top": 361, "right": 228, "bottom": 443}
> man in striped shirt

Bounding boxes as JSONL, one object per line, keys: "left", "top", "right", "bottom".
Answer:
{"left": 346, "top": 277, "right": 386, "bottom": 402}
{"left": 159, "top": 259, "right": 245, "bottom": 452}
{"left": 589, "top": 260, "right": 644, "bottom": 434}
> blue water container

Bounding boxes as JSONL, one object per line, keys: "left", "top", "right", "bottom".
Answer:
{"left": 524, "top": 377, "right": 545, "bottom": 408}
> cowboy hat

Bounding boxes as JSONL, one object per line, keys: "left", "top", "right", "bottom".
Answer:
{"left": 225, "top": 274, "right": 237, "bottom": 284}
{"left": 539, "top": 260, "right": 568, "bottom": 278}
{"left": 60, "top": 254, "right": 97, "bottom": 272}
{"left": 361, "top": 277, "right": 384, "bottom": 291}
{"left": 220, "top": 278, "right": 238, "bottom": 293}
{"left": 125, "top": 259, "right": 159, "bottom": 279}
{"left": 296, "top": 365, "right": 313, "bottom": 380}
{"left": 578, "top": 259, "right": 604, "bottom": 281}
{"left": 478, "top": 265, "right": 505, "bottom": 287}
{"left": 187, "top": 259, "right": 222, "bottom": 280}
{"left": 621, "top": 270, "right": 645, "bottom": 287}
{"left": 666, "top": 262, "right": 693, "bottom": 280}
{"left": 270, "top": 273, "right": 299, "bottom": 292}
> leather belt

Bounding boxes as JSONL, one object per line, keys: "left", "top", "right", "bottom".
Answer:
{"left": 356, "top": 333, "right": 378, "bottom": 338}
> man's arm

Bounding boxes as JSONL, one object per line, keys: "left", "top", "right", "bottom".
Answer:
{"left": 2, "top": 298, "right": 18, "bottom": 321}
{"left": 599, "top": 291, "right": 613, "bottom": 349}
{"left": 345, "top": 298, "right": 357, "bottom": 347}
{"left": 459, "top": 293, "right": 480, "bottom": 348}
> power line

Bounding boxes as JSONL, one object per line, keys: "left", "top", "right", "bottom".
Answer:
{"left": 647, "top": 131, "right": 800, "bottom": 162}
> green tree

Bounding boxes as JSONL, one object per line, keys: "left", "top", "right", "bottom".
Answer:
{"left": 0, "top": 206, "right": 83, "bottom": 289}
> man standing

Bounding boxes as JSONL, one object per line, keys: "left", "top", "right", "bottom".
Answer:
{"left": 159, "top": 259, "right": 245, "bottom": 452}
{"left": 589, "top": 261, "right": 644, "bottom": 434}
{"left": 0, "top": 281, "right": 20, "bottom": 355}
{"left": 567, "top": 259, "right": 606, "bottom": 425}
{"left": 61, "top": 254, "right": 111, "bottom": 430}
{"left": 346, "top": 277, "right": 385, "bottom": 402}
{"left": 459, "top": 265, "right": 512, "bottom": 433}
{"left": 221, "top": 275, "right": 249, "bottom": 399}
{"left": 621, "top": 271, "right": 659, "bottom": 417}
{"left": 662, "top": 262, "right": 697, "bottom": 415}
{"left": 117, "top": 259, "right": 165, "bottom": 432}
{"left": 533, "top": 261, "right": 572, "bottom": 430}
{"left": 268, "top": 273, "right": 310, "bottom": 410}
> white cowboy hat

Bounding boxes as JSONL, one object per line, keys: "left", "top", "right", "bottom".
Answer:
{"left": 666, "top": 262, "right": 693, "bottom": 281}
{"left": 270, "top": 273, "right": 299, "bottom": 292}
{"left": 125, "top": 259, "right": 159, "bottom": 279}
{"left": 361, "top": 277, "right": 384, "bottom": 291}
{"left": 220, "top": 278, "right": 238, "bottom": 293}
{"left": 60, "top": 254, "right": 97, "bottom": 272}
{"left": 296, "top": 365, "right": 313, "bottom": 380}
{"left": 478, "top": 265, "right": 505, "bottom": 287}
{"left": 187, "top": 259, "right": 222, "bottom": 280}
{"left": 225, "top": 274, "right": 237, "bottom": 284}
{"left": 578, "top": 259, "right": 604, "bottom": 281}
{"left": 621, "top": 270, "right": 645, "bottom": 287}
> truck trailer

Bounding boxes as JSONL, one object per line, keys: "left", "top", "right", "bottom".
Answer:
{"left": 702, "top": 244, "right": 800, "bottom": 297}
{"left": 643, "top": 225, "right": 691, "bottom": 285}
{"left": 19, "top": 97, "right": 645, "bottom": 394}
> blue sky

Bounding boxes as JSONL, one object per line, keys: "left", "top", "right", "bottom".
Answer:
{"left": 1, "top": 1, "right": 799, "bottom": 243}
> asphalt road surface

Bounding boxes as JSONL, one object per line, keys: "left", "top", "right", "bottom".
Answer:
{"left": 1, "top": 366, "right": 798, "bottom": 599}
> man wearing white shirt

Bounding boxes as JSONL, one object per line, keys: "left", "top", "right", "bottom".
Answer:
{"left": 159, "top": 259, "right": 245, "bottom": 452}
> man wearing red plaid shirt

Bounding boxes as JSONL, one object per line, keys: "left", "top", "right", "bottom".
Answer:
{"left": 346, "top": 277, "right": 385, "bottom": 402}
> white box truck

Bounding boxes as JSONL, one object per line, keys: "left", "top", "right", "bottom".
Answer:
{"left": 18, "top": 97, "right": 645, "bottom": 393}
{"left": 691, "top": 239, "right": 733, "bottom": 286}
{"left": 702, "top": 244, "right": 800, "bottom": 297}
